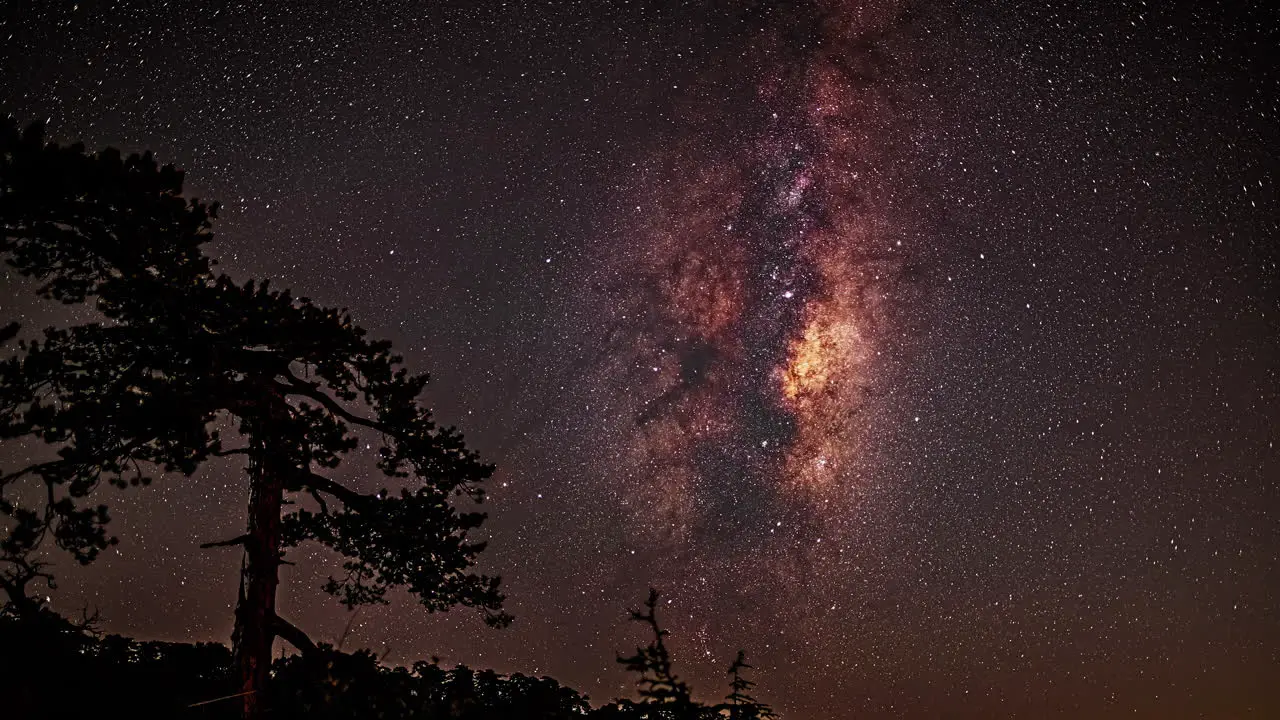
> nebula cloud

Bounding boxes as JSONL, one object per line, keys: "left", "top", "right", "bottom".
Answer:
{"left": 588, "top": 1, "right": 908, "bottom": 541}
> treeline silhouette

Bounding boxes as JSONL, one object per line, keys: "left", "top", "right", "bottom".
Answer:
{"left": 0, "top": 117, "right": 779, "bottom": 718}
{"left": 1, "top": 593, "right": 775, "bottom": 719}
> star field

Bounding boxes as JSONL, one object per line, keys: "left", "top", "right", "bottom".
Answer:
{"left": 2, "top": 2, "right": 1278, "bottom": 718}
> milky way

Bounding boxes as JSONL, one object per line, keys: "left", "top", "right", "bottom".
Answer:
{"left": 587, "top": 2, "right": 907, "bottom": 545}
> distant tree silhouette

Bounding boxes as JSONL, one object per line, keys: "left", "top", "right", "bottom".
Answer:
{"left": 0, "top": 552, "right": 54, "bottom": 617}
{"left": 720, "top": 651, "right": 776, "bottom": 720}
{"left": 3, "top": 606, "right": 599, "bottom": 719}
{"left": 604, "top": 588, "right": 720, "bottom": 720}
{"left": 0, "top": 605, "right": 236, "bottom": 717}
{"left": 605, "top": 591, "right": 781, "bottom": 720}
{"left": 618, "top": 589, "right": 695, "bottom": 709}
{"left": 0, "top": 118, "right": 509, "bottom": 719}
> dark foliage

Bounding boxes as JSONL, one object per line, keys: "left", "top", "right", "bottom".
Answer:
{"left": 0, "top": 597, "right": 781, "bottom": 719}
{"left": 272, "top": 648, "right": 592, "bottom": 720}
{"left": 0, "top": 607, "right": 590, "bottom": 719}
{"left": 0, "top": 605, "right": 236, "bottom": 718}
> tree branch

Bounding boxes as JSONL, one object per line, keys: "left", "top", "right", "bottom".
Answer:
{"left": 271, "top": 613, "right": 317, "bottom": 654}
{"left": 276, "top": 370, "right": 393, "bottom": 436}
{"left": 296, "top": 471, "right": 373, "bottom": 512}
{"left": 0, "top": 556, "right": 55, "bottom": 615}
{"left": 307, "top": 488, "right": 330, "bottom": 516}
{"left": 199, "top": 534, "right": 250, "bottom": 549}
{"left": 0, "top": 460, "right": 64, "bottom": 488}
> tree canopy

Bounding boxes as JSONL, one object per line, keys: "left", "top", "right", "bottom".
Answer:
{"left": 0, "top": 118, "right": 508, "bottom": 716}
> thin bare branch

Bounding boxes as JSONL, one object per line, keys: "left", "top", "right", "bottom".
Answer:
{"left": 187, "top": 690, "right": 256, "bottom": 709}
{"left": 199, "top": 534, "right": 251, "bottom": 549}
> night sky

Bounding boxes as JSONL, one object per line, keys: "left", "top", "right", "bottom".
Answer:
{"left": 3, "top": 1, "right": 1279, "bottom": 718}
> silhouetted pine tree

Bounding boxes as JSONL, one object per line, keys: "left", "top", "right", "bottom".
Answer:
{"left": 721, "top": 651, "right": 777, "bottom": 720}
{"left": 0, "top": 118, "right": 509, "bottom": 719}
{"left": 618, "top": 589, "right": 692, "bottom": 707}
{"left": 611, "top": 588, "right": 721, "bottom": 720}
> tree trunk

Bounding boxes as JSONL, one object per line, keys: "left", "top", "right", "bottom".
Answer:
{"left": 232, "top": 435, "right": 286, "bottom": 720}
